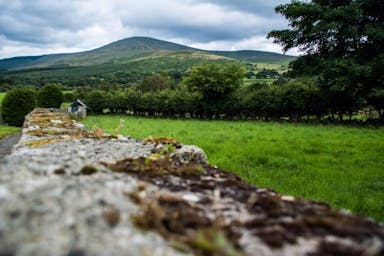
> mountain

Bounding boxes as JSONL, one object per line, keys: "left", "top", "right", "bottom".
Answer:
{"left": 0, "top": 37, "right": 296, "bottom": 88}
{"left": 0, "top": 37, "right": 295, "bottom": 71}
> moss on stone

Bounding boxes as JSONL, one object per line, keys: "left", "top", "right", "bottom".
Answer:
{"left": 80, "top": 165, "right": 98, "bottom": 175}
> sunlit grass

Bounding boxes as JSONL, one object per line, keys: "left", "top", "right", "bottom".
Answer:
{"left": 82, "top": 115, "right": 384, "bottom": 222}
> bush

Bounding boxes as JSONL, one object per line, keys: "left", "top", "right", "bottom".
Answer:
{"left": 38, "top": 83, "right": 64, "bottom": 108}
{"left": 85, "top": 90, "right": 107, "bottom": 114}
{"left": 1, "top": 88, "right": 37, "bottom": 126}
{"left": 63, "top": 92, "right": 75, "bottom": 103}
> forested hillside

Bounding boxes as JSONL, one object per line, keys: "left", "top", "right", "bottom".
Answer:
{"left": 0, "top": 37, "right": 295, "bottom": 89}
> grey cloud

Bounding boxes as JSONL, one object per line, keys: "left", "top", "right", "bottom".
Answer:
{"left": 119, "top": 1, "right": 286, "bottom": 43}
{"left": 126, "top": 20, "right": 284, "bottom": 44}
{"left": 193, "top": 0, "right": 291, "bottom": 17}
{"left": 0, "top": 0, "right": 292, "bottom": 58}
{"left": 0, "top": 0, "right": 99, "bottom": 44}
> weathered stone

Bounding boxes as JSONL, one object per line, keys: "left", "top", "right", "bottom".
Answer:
{"left": 0, "top": 108, "right": 383, "bottom": 256}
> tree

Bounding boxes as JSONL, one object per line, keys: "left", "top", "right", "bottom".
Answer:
{"left": 38, "top": 83, "right": 64, "bottom": 108}
{"left": 1, "top": 88, "right": 37, "bottom": 126}
{"left": 63, "top": 92, "right": 75, "bottom": 103}
{"left": 267, "top": 0, "right": 384, "bottom": 117}
{"left": 85, "top": 90, "right": 107, "bottom": 114}
{"left": 138, "top": 73, "right": 174, "bottom": 92}
{"left": 367, "top": 88, "right": 384, "bottom": 120}
{"left": 280, "top": 77, "right": 323, "bottom": 121}
{"left": 184, "top": 63, "right": 245, "bottom": 99}
{"left": 245, "top": 85, "right": 283, "bottom": 120}
{"left": 183, "top": 62, "right": 245, "bottom": 116}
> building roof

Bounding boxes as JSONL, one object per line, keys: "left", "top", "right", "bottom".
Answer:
{"left": 71, "top": 99, "right": 87, "bottom": 108}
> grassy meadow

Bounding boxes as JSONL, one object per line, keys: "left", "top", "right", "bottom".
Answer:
{"left": 82, "top": 115, "right": 384, "bottom": 222}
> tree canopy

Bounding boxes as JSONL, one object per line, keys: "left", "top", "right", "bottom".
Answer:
{"left": 1, "top": 88, "right": 37, "bottom": 126}
{"left": 137, "top": 73, "right": 174, "bottom": 92}
{"left": 267, "top": 0, "right": 384, "bottom": 118}
{"left": 182, "top": 62, "right": 245, "bottom": 117}
{"left": 183, "top": 62, "right": 245, "bottom": 100}
{"left": 38, "top": 83, "right": 64, "bottom": 108}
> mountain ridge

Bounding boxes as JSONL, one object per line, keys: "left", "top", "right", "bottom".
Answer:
{"left": 0, "top": 37, "right": 295, "bottom": 71}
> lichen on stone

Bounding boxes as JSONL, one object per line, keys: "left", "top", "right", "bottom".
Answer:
{"left": 101, "top": 155, "right": 205, "bottom": 176}
{"left": 142, "top": 136, "right": 182, "bottom": 148}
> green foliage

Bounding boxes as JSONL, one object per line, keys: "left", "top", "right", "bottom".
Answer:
{"left": 256, "top": 69, "right": 279, "bottom": 79}
{"left": 182, "top": 62, "right": 246, "bottom": 117}
{"left": 245, "top": 85, "right": 283, "bottom": 119}
{"left": 75, "top": 72, "right": 381, "bottom": 122}
{"left": 243, "top": 77, "right": 323, "bottom": 121}
{"left": 137, "top": 73, "right": 174, "bottom": 92}
{"left": 280, "top": 77, "right": 324, "bottom": 120}
{"left": 1, "top": 88, "right": 37, "bottom": 126}
{"left": 0, "top": 52, "right": 235, "bottom": 89}
{"left": 85, "top": 90, "right": 107, "bottom": 114}
{"left": 268, "top": 0, "right": 384, "bottom": 117}
{"left": 63, "top": 92, "right": 75, "bottom": 103}
{"left": 0, "top": 92, "right": 6, "bottom": 104}
{"left": 184, "top": 62, "right": 246, "bottom": 99}
{"left": 82, "top": 115, "right": 384, "bottom": 222}
{"left": 367, "top": 88, "right": 384, "bottom": 119}
{"left": 38, "top": 83, "right": 64, "bottom": 108}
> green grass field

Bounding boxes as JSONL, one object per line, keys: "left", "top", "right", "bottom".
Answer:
{"left": 0, "top": 126, "right": 20, "bottom": 139}
{"left": 82, "top": 115, "right": 384, "bottom": 222}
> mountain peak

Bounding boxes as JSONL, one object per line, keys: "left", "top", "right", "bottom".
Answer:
{"left": 0, "top": 36, "right": 296, "bottom": 71}
{"left": 93, "top": 36, "right": 196, "bottom": 52}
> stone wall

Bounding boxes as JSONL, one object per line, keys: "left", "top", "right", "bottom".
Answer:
{"left": 0, "top": 108, "right": 383, "bottom": 256}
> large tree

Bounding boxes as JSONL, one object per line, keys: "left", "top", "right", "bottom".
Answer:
{"left": 183, "top": 62, "right": 245, "bottom": 117}
{"left": 1, "top": 88, "right": 37, "bottom": 126}
{"left": 268, "top": 0, "right": 384, "bottom": 118}
{"left": 137, "top": 73, "right": 174, "bottom": 92}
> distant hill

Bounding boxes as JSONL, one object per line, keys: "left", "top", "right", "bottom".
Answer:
{"left": 0, "top": 37, "right": 295, "bottom": 71}
{"left": 0, "top": 37, "right": 296, "bottom": 88}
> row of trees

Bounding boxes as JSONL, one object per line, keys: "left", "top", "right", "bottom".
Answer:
{"left": 2, "top": 61, "right": 383, "bottom": 126}
{"left": 76, "top": 71, "right": 382, "bottom": 122}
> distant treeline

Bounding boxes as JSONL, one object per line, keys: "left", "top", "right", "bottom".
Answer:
{"left": 71, "top": 70, "right": 383, "bottom": 124}
{"left": 3, "top": 62, "right": 383, "bottom": 124}
{"left": 0, "top": 58, "right": 231, "bottom": 91}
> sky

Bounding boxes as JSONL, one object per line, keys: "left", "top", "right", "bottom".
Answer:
{"left": 0, "top": 0, "right": 297, "bottom": 59}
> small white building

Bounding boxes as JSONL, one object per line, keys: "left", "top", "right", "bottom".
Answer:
{"left": 68, "top": 99, "right": 87, "bottom": 118}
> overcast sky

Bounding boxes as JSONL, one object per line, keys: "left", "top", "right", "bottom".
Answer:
{"left": 0, "top": 0, "right": 297, "bottom": 59}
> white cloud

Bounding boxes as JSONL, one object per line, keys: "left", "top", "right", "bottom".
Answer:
{"left": 0, "top": 0, "right": 294, "bottom": 59}
{"left": 183, "top": 36, "right": 300, "bottom": 55}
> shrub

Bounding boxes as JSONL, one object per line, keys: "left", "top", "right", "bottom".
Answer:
{"left": 85, "top": 90, "right": 107, "bottom": 114}
{"left": 38, "top": 83, "right": 64, "bottom": 108}
{"left": 63, "top": 92, "right": 75, "bottom": 103}
{"left": 1, "top": 88, "right": 37, "bottom": 126}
